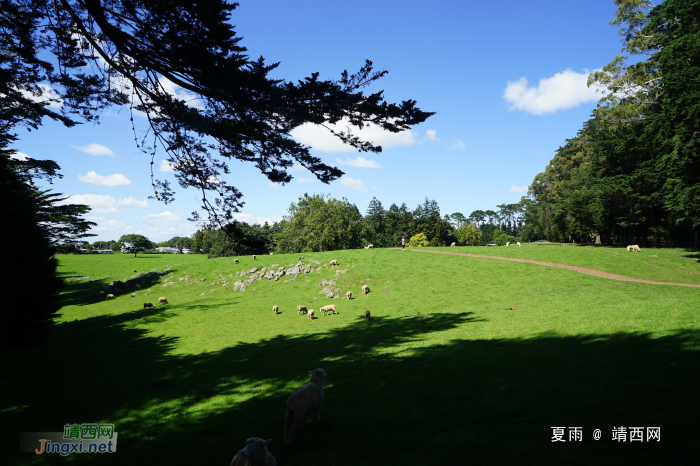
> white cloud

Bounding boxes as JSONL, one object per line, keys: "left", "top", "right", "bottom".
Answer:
{"left": 78, "top": 171, "right": 132, "bottom": 186}
{"left": 70, "top": 143, "right": 115, "bottom": 156}
{"left": 297, "top": 177, "right": 317, "bottom": 183}
{"left": 451, "top": 140, "right": 466, "bottom": 150}
{"left": 372, "top": 185, "right": 379, "bottom": 190}
{"left": 159, "top": 159, "right": 176, "bottom": 172}
{"left": 290, "top": 118, "right": 416, "bottom": 153}
{"left": 537, "top": 150, "right": 546, "bottom": 155}
{"left": 233, "top": 213, "right": 283, "bottom": 226}
{"left": 10, "top": 151, "right": 29, "bottom": 160}
{"left": 207, "top": 176, "right": 221, "bottom": 184}
{"left": 19, "top": 84, "right": 63, "bottom": 110}
{"left": 335, "top": 156, "right": 382, "bottom": 168}
{"left": 268, "top": 181, "right": 279, "bottom": 188}
{"left": 503, "top": 68, "right": 604, "bottom": 115}
{"left": 57, "top": 194, "right": 148, "bottom": 213}
{"left": 288, "top": 163, "right": 306, "bottom": 172}
{"left": 141, "top": 211, "right": 183, "bottom": 224}
{"left": 508, "top": 185, "right": 529, "bottom": 193}
{"left": 340, "top": 175, "right": 367, "bottom": 192}
{"left": 425, "top": 129, "right": 440, "bottom": 142}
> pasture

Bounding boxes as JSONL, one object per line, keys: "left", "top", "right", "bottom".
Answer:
{"left": 2, "top": 244, "right": 698, "bottom": 465}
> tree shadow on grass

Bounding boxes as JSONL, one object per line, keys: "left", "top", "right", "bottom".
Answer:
{"left": 1, "top": 308, "right": 698, "bottom": 466}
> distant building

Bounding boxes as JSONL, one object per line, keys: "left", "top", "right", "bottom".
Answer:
{"left": 182, "top": 248, "right": 192, "bottom": 254}
{"left": 155, "top": 247, "right": 179, "bottom": 254}
{"left": 97, "top": 249, "right": 114, "bottom": 254}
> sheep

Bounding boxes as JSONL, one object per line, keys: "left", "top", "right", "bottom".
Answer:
{"left": 144, "top": 303, "right": 154, "bottom": 309}
{"left": 298, "top": 256, "right": 304, "bottom": 260}
{"left": 130, "top": 293, "right": 136, "bottom": 298}
{"left": 234, "top": 259, "right": 240, "bottom": 264}
{"left": 365, "top": 244, "right": 373, "bottom": 249}
{"left": 517, "top": 242, "right": 521, "bottom": 247}
{"left": 297, "top": 305, "right": 307, "bottom": 315}
{"left": 284, "top": 368, "right": 328, "bottom": 444}
{"left": 362, "top": 284, "right": 370, "bottom": 295}
{"left": 253, "top": 255, "right": 257, "bottom": 260}
{"left": 627, "top": 244, "right": 641, "bottom": 252}
{"left": 269, "top": 252, "right": 273, "bottom": 255}
{"left": 106, "top": 294, "right": 115, "bottom": 300}
{"left": 307, "top": 309, "right": 315, "bottom": 320}
{"left": 230, "top": 438, "right": 277, "bottom": 466}
{"left": 329, "top": 259, "right": 338, "bottom": 266}
{"left": 158, "top": 297, "right": 168, "bottom": 305}
{"left": 451, "top": 242, "right": 456, "bottom": 247}
{"left": 133, "top": 269, "right": 137, "bottom": 273}
{"left": 346, "top": 291, "right": 352, "bottom": 300}
{"left": 506, "top": 241, "right": 510, "bottom": 247}
{"left": 320, "top": 304, "right": 337, "bottom": 315}
{"left": 273, "top": 305, "right": 279, "bottom": 315}
{"left": 135, "top": 284, "right": 141, "bottom": 290}
{"left": 364, "top": 310, "right": 371, "bottom": 321}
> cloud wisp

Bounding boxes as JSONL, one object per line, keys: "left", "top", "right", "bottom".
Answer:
{"left": 451, "top": 140, "right": 466, "bottom": 150}
{"left": 58, "top": 194, "right": 149, "bottom": 213}
{"left": 71, "top": 143, "right": 115, "bottom": 156}
{"left": 290, "top": 118, "right": 415, "bottom": 153}
{"left": 335, "top": 156, "right": 382, "bottom": 168}
{"left": 503, "top": 68, "right": 605, "bottom": 115}
{"left": 78, "top": 171, "right": 132, "bottom": 186}
{"left": 508, "top": 185, "right": 529, "bottom": 193}
{"left": 340, "top": 175, "right": 367, "bottom": 192}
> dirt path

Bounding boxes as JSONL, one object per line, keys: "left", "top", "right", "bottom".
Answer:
{"left": 399, "top": 248, "right": 700, "bottom": 288}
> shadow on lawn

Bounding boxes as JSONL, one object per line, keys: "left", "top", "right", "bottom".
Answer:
{"left": 57, "top": 269, "right": 178, "bottom": 308}
{"left": 2, "top": 308, "right": 698, "bottom": 466}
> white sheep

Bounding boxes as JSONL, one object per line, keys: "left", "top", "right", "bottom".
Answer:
{"left": 273, "top": 305, "right": 279, "bottom": 315}
{"left": 297, "top": 305, "right": 307, "bottom": 315}
{"left": 627, "top": 244, "right": 641, "bottom": 252}
{"left": 230, "top": 438, "right": 277, "bottom": 466}
{"left": 158, "top": 297, "right": 168, "bottom": 305}
{"left": 517, "top": 242, "right": 521, "bottom": 247}
{"left": 307, "top": 309, "right": 315, "bottom": 320}
{"left": 330, "top": 259, "right": 338, "bottom": 266}
{"left": 106, "top": 294, "right": 115, "bottom": 300}
{"left": 269, "top": 252, "right": 273, "bottom": 255}
{"left": 364, "top": 310, "right": 371, "bottom": 321}
{"left": 284, "top": 368, "right": 328, "bottom": 444}
{"left": 234, "top": 259, "right": 240, "bottom": 264}
{"left": 506, "top": 241, "right": 510, "bottom": 247}
{"left": 365, "top": 244, "right": 374, "bottom": 249}
{"left": 320, "top": 304, "right": 337, "bottom": 315}
{"left": 451, "top": 242, "right": 456, "bottom": 247}
{"left": 346, "top": 291, "right": 352, "bottom": 299}
{"left": 362, "top": 284, "right": 370, "bottom": 295}
{"left": 253, "top": 255, "right": 257, "bottom": 260}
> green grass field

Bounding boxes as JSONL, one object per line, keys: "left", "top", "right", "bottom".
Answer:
{"left": 2, "top": 245, "right": 699, "bottom": 465}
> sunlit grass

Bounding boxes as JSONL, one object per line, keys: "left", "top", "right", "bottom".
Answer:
{"left": 2, "top": 248, "right": 699, "bottom": 465}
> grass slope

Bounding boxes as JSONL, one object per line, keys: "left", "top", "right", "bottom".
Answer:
{"left": 2, "top": 248, "right": 699, "bottom": 465}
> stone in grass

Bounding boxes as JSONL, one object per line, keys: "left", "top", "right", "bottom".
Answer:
{"left": 200, "top": 293, "right": 206, "bottom": 297}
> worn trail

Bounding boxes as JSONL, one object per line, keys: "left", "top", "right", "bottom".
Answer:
{"left": 399, "top": 248, "right": 700, "bottom": 288}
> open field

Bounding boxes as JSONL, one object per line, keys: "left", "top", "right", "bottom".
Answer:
{"left": 2, "top": 247, "right": 699, "bottom": 465}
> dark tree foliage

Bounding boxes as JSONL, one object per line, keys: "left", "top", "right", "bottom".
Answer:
{"left": 118, "top": 234, "right": 154, "bottom": 257}
{"left": 207, "top": 222, "right": 271, "bottom": 258}
{"left": 0, "top": 154, "right": 63, "bottom": 348}
{"left": 2, "top": 0, "right": 434, "bottom": 226}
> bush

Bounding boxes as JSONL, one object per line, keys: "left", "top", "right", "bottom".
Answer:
{"left": 493, "top": 231, "right": 518, "bottom": 246}
{"left": 409, "top": 233, "right": 430, "bottom": 247}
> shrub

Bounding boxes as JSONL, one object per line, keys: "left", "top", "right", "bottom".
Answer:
{"left": 409, "top": 233, "right": 430, "bottom": 247}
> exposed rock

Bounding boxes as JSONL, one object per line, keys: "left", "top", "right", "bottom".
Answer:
{"left": 248, "top": 267, "right": 258, "bottom": 273}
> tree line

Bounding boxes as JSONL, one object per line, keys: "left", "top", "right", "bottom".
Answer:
{"left": 518, "top": 0, "right": 700, "bottom": 248}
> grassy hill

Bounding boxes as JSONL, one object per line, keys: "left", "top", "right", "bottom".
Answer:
{"left": 2, "top": 245, "right": 698, "bottom": 465}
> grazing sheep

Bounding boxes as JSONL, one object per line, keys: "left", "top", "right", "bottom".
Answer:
{"left": 106, "top": 294, "right": 115, "bottom": 300}
{"left": 230, "top": 438, "right": 277, "bottom": 466}
{"left": 346, "top": 291, "right": 352, "bottom": 299}
{"left": 253, "top": 255, "right": 257, "bottom": 260}
{"left": 284, "top": 368, "right": 328, "bottom": 444}
{"left": 330, "top": 259, "right": 338, "bottom": 266}
{"left": 144, "top": 303, "right": 154, "bottom": 309}
{"left": 364, "top": 310, "right": 371, "bottom": 321}
{"left": 158, "top": 297, "right": 168, "bottom": 305}
{"left": 298, "top": 256, "right": 304, "bottom": 260}
{"left": 297, "top": 305, "right": 307, "bottom": 315}
{"left": 135, "top": 284, "right": 141, "bottom": 290}
{"left": 133, "top": 269, "right": 137, "bottom": 273}
{"left": 273, "top": 305, "right": 279, "bottom": 315}
{"left": 362, "top": 284, "right": 370, "bottom": 295}
{"left": 517, "top": 242, "right": 521, "bottom": 247}
{"left": 451, "top": 242, "right": 456, "bottom": 247}
{"left": 320, "top": 304, "right": 337, "bottom": 315}
{"left": 234, "top": 259, "right": 240, "bottom": 264}
{"left": 365, "top": 244, "right": 373, "bottom": 249}
{"left": 307, "top": 309, "right": 315, "bottom": 320}
{"left": 506, "top": 241, "right": 510, "bottom": 247}
{"left": 627, "top": 244, "right": 641, "bottom": 252}
{"left": 270, "top": 252, "right": 273, "bottom": 255}
{"left": 130, "top": 293, "right": 136, "bottom": 298}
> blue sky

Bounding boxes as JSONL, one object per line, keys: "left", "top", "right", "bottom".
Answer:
{"left": 13, "top": 0, "right": 626, "bottom": 242}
